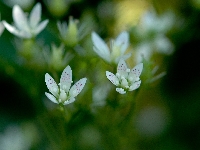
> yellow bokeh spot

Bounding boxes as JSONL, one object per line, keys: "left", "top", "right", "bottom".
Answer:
{"left": 114, "top": 0, "right": 149, "bottom": 34}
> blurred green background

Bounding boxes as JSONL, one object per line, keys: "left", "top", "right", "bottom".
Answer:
{"left": 0, "top": 0, "right": 200, "bottom": 149}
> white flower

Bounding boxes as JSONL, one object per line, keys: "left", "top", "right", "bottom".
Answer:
{"left": 106, "top": 59, "right": 143, "bottom": 94}
{"left": 91, "top": 31, "right": 131, "bottom": 64}
{"left": 45, "top": 65, "right": 87, "bottom": 105}
{"left": 140, "top": 10, "right": 175, "bottom": 34}
{"left": 135, "top": 34, "right": 174, "bottom": 63}
{"left": 132, "top": 10, "right": 178, "bottom": 63}
{"left": 3, "top": 3, "right": 49, "bottom": 39}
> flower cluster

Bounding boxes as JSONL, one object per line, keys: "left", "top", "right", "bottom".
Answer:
{"left": 91, "top": 31, "right": 131, "bottom": 64}
{"left": 3, "top": 3, "right": 48, "bottom": 39}
{"left": 45, "top": 66, "right": 87, "bottom": 105}
{"left": 106, "top": 59, "right": 143, "bottom": 94}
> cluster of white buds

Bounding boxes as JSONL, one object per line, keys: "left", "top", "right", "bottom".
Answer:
{"left": 106, "top": 59, "right": 143, "bottom": 94}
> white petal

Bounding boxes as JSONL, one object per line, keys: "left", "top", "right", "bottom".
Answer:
{"left": 117, "top": 59, "right": 128, "bottom": 77}
{"left": 57, "top": 21, "right": 67, "bottom": 38}
{"left": 29, "top": 3, "right": 41, "bottom": 28}
{"left": 91, "top": 32, "right": 110, "bottom": 62}
{"left": 63, "top": 97, "right": 76, "bottom": 105}
{"left": 106, "top": 71, "right": 119, "bottom": 86}
{"left": 115, "top": 31, "right": 129, "bottom": 55}
{"left": 0, "top": 22, "right": 5, "bottom": 36}
{"left": 116, "top": 88, "right": 126, "bottom": 94}
{"left": 45, "top": 92, "right": 58, "bottom": 104}
{"left": 45, "top": 73, "right": 59, "bottom": 96}
{"left": 34, "top": 20, "right": 49, "bottom": 35}
{"left": 59, "top": 65, "right": 72, "bottom": 92}
{"left": 129, "top": 80, "right": 141, "bottom": 91}
{"left": 69, "top": 78, "right": 87, "bottom": 97}
{"left": 154, "top": 34, "right": 174, "bottom": 55}
{"left": 3, "top": 21, "right": 31, "bottom": 38}
{"left": 130, "top": 63, "right": 143, "bottom": 78}
{"left": 13, "top": 5, "right": 29, "bottom": 32}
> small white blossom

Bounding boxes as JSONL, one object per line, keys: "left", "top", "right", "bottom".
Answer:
{"left": 3, "top": 3, "right": 49, "bottom": 39}
{"left": 106, "top": 59, "right": 143, "bottom": 94}
{"left": 91, "top": 31, "right": 131, "bottom": 64}
{"left": 45, "top": 65, "right": 87, "bottom": 105}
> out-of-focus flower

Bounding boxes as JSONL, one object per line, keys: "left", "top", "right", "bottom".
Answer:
{"left": 135, "top": 106, "right": 169, "bottom": 138}
{"left": 0, "top": 124, "right": 37, "bottom": 150}
{"left": 45, "top": 0, "right": 70, "bottom": 18}
{"left": 106, "top": 59, "right": 143, "bottom": 94}
{"left": 57, "top": 17, "right": 79, "bottom": 47}
{"left": 135, "top": 34, "right": 174, "bottom": 63}
{"left": 57, "top": 17, "right": 88, "bottom": 48}
{"left": 92, "top": 82, "right": 111, "bottom": 107}
{"left": 2, "top": 0, "right": 35, "bottom": 10}
{"left": 3, "top": 3, "right": 49, "bottom": 39}
{"left": 140, "top": 10, "right": 175, "bottom": 34}
{"left": 43, "top": 44, "right": 74, "bottom": 71}
{"left": 131, "top": 10, "right": 177, "bottom": 63}
{"left": 45, "top": 66, "right": 87, "bottom": 105}
{"left": 91, "top": 31, "right": 131, "bottom": 64}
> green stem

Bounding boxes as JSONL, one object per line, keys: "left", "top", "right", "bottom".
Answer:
{"left": 118, "top": 88, "right": 141, "bottom": 127}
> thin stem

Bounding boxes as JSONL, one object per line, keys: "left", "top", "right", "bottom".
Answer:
{"left": 58, "top": 104, "right": 71, "bottom": 122}
{"left": 118, "top": 88, "right": 141, "bottom": 127}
